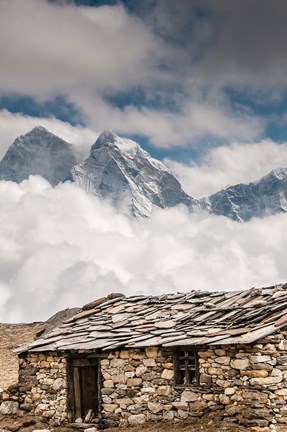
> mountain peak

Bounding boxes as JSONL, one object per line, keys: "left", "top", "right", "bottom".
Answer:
{"left": 26, "top": 125, "right": 51, "bottom": 136}
{"left": 72, "top": 132, "right": 198, "bottom": 217}
{"left": 91, "top": 130, "right": 118, "bottom": 150}
{"left": 268, "top": 166, "right": 287, "bottom": 180}
{"left": 91, "top": 130, "right": 138, "bottom": 155}
{"left": 0, "top": 127, "right": 76, "bottom": 186}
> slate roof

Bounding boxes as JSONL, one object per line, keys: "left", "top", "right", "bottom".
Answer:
{"left": 17, "top": 283, "right": 287, "bottom": 353}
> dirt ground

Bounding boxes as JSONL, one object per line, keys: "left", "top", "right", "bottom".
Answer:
{"left": 0, "top": 413, "right": 255, "bottom": 432}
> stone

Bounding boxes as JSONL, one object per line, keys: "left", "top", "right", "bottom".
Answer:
{"left": 116, "top": 397, "right": 133, "bottom": 407}
{"left": 161, "top": 369, "right": 174, "bottom": 380}
{"left": 131, "top": 352, "right": 145, "bottom": 360}
{"left": 198, "top": 350, "right": 214, "bottom": 359}
{"left": 103, "top": 380, "right": 114, "bottom": 388}
{"left": 145, "top": 347, "right": 158, "bottom": 358}
{"left": 241, "top": 391, "right": 268, "bottom": 403}
{"left": 128, "top": 414, "right": 146, "bottom": 425}
{"left": 143, "top": 358, "right": 156, "bottom": 367}
{"left": 224, "top": 387, "right": 236, "bottom": 396}
{"left": 85, "top": 429, "right": 98, "bottom": 432}
{"left": 148, "top": 402, "right": 163, "bottom": 413}
{"left": 163, "top": 411, "right": 175, "bottom": 420}
{"left": 52, "top": 378, "right": 66, "bottom": 391}
{"left": 216, "top": 379, "right": 230, "bottom": 388}
{"left": 177, "top": 409, "right": 189, "bottom": 419}
{"left": 271, "top": 367, "right": 282, "bottom": 377}
{"left": 250, "top": 428, "right": 270, "bottom": 432}
{"left": 275, "top": 389, "right": 287, "bottom": 396}
{"left": 119, "top": 350, "right": 130, "bottom": 359}
{"left": 225, "top": 404, "right": 242, "bottom": 416}
{"left": 172, "top": 402, "right": 188, "bottom": 410}
{"left": 189, "top": 401, "right": 207, "bottom": 412}
{"left": 103, "top": 404, "right": 118, "bottom": 413}
{"left": 215, "top": 356, "right": 230, "bottom": 365}
{"left": 214, "top": 349, "right": 226, "bottom": 356}
{"left": 202, "top": 394, "right": 214, "bottom": 401}
{"left": 208, "top": 367, "right": 220, "bottom": 375}
{"left": 2, "top": 393, "right": 9, "bottom": 401}
{"left": 0, "top": 401, "right": 19, "bottom": 415}
{"left": 141, "top": 386, "right": 155, "bottom": 394}
{"left": 241, "top": 370, "right": 268, "bottom": 378}
{"left": 127, "top": 378, "right": 142, "bottom": 386}
{"left": 157, "top": 386, "right": 172, "bottom": 395}
{"left": 200, "top": 374, "right": 212, "bottom": 384}
{"left": 251, "top": 355, "right": 271, "bottom": 362}
{"left": 250, "top": 376, "right": 283, "bottom": 386}
{"left": 230, "top": 359, "right": 249, "bottom": 369}
{"left": 110, "top": 358, "right": 125, "bottom": 368}
{"left": 279, "top": 340, "right": 287, "bottom": 350}
{"left": 164, "top": 362, "right": 174, "bottom": 369}
{"left": 180, "top": 390, "right": 198, "bottom": 403}
{"left": 135, "top": 366, "right": 147, "bottom": 377}
{"left": 219, "top": 394, "right": 230, "bottom": 405}
{"left": 112, "top": 374, "right": 126, "bottom": 384}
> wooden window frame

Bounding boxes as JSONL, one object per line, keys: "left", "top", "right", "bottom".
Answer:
{"left": 173, "top": 348, "right": 199, "bottom": 387}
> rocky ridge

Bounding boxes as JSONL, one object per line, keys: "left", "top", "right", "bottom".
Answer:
{"left": 1, "top": 126, "right": 287, "bottom": 221}
{"left": 0, "top": 126, "right": 76, "bottom": 186}
{"left": 71, "top": 131, "right": 199, "bottom": 217}
{"left": 203, "top": 167, "right": 287, "bottom": 221}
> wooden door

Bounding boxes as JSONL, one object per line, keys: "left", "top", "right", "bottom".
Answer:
{"left": 69, "top": 358, "right": 99, "bottom": 422}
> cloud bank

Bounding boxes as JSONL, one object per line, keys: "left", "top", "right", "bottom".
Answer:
{"left": 166, "top": 140, "right": 287, "bottom": 197}
{"left": 0, "top": 176, "right": 286, "bottom": 323}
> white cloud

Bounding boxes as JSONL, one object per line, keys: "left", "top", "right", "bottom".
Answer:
{"left": 79, "top": 96, "right": 263, "bottom": 148}
{"left": 0, "top": 1, "right": 266, "bottom": 147}
{"left": 0, "top": 0, "right": 164, "bottom": 97}
{"left": 0, "top": 110, "right": 97, "bottom": 160}
{"left": 166, "top": 140, "right": 287, "bottom": 197}
{"left": 0, "top": 176, "right": 286, "bottom": 323}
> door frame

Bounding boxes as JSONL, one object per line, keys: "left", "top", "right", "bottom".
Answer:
{"left": 66, "top": 355, "right": 103, "bottom": 423}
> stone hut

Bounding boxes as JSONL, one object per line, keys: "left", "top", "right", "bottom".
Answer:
{"left": 13, "top": 284, "right": 287, "bottom": 430}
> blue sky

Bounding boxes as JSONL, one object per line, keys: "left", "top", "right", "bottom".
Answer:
{"left": 1, "top": 0, "right": 287, "bottom": 162}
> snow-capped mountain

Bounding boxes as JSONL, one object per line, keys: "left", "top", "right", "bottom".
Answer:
{"left": 71, "top": 131, "right": 199, "bottom": 217}
{"left": 0, "top": 126, "right": 76, "bottom": 186}
{"left": 1, "top": 126, "right": 287, "bottom": 221}
{"left": 203, "top": 167, "right": 287, "bottom": 221}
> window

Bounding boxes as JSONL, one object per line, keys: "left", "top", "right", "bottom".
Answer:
{"left": 174, "top": 349, "right": 199, "bottom": 386}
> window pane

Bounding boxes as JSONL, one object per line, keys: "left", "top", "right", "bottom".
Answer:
{"left": 175, "top": 349, "right": 197, "bottom": 386}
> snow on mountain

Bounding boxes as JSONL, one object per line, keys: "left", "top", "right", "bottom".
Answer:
{"left": 203, "top": 166, "right": 287, "bottom": 221}
{"left": 71, "top": 131, "right": 199, "bottom": 217}
{"left": 2, "top": 126, "right": 287, "bottom": 222}
{"left": 0, "top": 126, "right": 77, "bottom": 186}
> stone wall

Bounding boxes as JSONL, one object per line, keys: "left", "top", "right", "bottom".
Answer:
{"left": 2, "top": 332, "right": 287, "bottom": 430}
{"left": 0, "top": 323, "right": 43, "bottom": 390}
{"left": 100, "top": 333, "right": 287, "bottom": 430}
{"left": 10, "top": 353, "right": 68, "bottom": 425}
